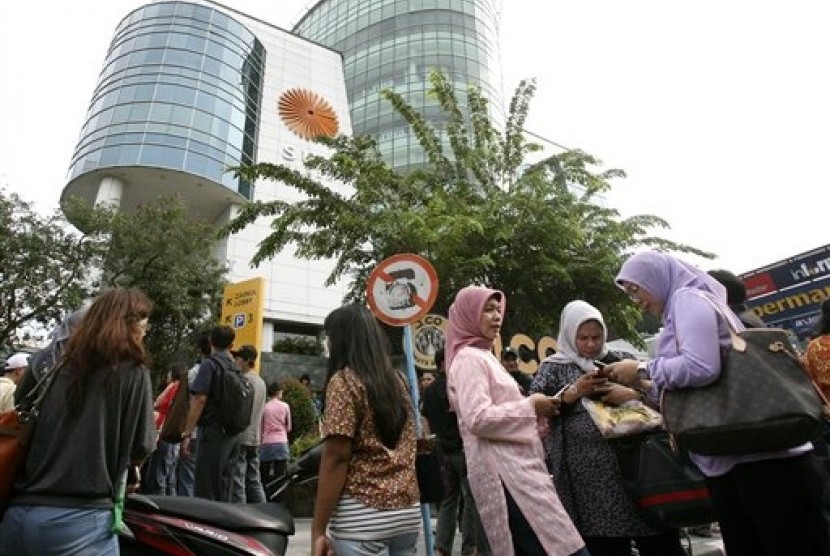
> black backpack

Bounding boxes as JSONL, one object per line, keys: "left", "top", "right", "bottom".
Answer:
{"left": 210, "top": 354, "right": 255, "bottom": 435}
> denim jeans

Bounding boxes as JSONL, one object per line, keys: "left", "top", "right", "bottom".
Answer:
{"left": 0, "top": 505, "right": 117, "bottom": 555}
{"left": 145, "top": 440, "right": 179, "bottom": 495}
{"left": 331, "top": 531, "right": 418, "bottom": 556}
{"left": 260, "top": 442, "right": 290, "bottom": 462}
{"left": 232, "top": 444, "right": 266, "bottom": 503}
{"left": 177, "top": 433, "right": 199, "bottom": 496}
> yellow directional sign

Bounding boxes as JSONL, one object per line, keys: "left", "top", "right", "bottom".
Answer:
{"left": 220, "top": 277, "right": 265, "bottom": 371}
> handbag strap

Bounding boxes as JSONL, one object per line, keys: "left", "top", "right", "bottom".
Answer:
{"left": 681, "top": 288, "right": 748, "bottom": 353}
{"left": 17, "top": 359, "right": 65, "bottom": 417}
{"left": 686, "top": 288, "right": 829, "bottom": 408}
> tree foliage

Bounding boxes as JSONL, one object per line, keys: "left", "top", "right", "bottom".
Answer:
{"left": 0, "top": 189, "right": 96, "bottom": 349}
{"left": 66, "top": 195, "right": 227, "bottom": 383}
{"left": 281, "top": 378, "right": 317, "bottom": 444}
{"left": 226, "top": 71, "right": 713, "bottom": 343}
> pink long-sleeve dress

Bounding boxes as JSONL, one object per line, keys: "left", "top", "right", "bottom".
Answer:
{"left": 448, "top": 346, "right": 585, "bottom": 556}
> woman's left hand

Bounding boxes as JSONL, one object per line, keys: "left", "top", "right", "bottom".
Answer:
{"left": 530, "top": 393, "right": 561, "bottom": 417}
{"left": 598, "top": 383, "right": 640, "bottom": 406}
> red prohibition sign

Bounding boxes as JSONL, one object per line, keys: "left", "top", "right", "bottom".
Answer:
{"left": 366, "top": 254, "right": 439, "bottom": 326}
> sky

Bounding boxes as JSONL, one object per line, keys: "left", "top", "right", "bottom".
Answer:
{"left": 1, "top": 0, "right": 828, "bottom": 275}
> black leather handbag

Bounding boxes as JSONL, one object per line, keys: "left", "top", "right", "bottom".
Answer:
{"left": 662, "top": 292, "right": 822, "bottom": 456}
{"left": 611, "top": 431, "right": 717, "bottom": 529}
{"left": 416, "top": 436, "right": 445, "bottom": 504}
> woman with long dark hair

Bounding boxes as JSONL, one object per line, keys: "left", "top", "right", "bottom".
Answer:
{"left": 0, "top": 288, "right": 156, "bottom": 555}
{"left": 144, "top": 361, "right": 189, "bottom": 495}
{"left": 311, "top": 303, "right": 420, "bottom": 556}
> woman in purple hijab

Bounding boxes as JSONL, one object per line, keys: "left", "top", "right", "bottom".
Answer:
{"left": 605, "top": 251, "right": 830, "bottom": 556}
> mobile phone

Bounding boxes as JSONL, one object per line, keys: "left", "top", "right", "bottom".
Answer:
{"left": 593, "top": 360, "right": 608, "bottom": 376}
{"left": 552, "top": 383, "right": 571, "bottom": 400}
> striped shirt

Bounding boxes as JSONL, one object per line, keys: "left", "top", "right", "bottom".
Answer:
{"left": 329, "top": 496, "right": 421, "bottom": 541}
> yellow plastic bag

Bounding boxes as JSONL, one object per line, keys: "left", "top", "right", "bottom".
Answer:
{"left": 582, "top": 398, "right": 663, "bottom": 438}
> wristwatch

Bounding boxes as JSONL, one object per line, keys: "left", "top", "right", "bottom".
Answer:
{"left": 636, "top": 361, "right": 649, "bottom": 381}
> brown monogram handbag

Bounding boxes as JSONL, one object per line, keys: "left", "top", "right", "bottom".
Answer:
{"left": 662, "top": 292, "right": 822, "bottom": 456}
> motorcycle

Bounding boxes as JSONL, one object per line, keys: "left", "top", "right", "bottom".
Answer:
{"left": 119, "top": 443, "right": 322, "bottom": 555}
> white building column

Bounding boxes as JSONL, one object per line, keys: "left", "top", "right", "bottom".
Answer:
{"left": 212, "top": 202, "right": 240, "bottom": 268}
{"left": 95, "top": 176, "right": 125, "bottom": 208}
{"left": 262, "top": 320, "right": 274, "bottom": 354}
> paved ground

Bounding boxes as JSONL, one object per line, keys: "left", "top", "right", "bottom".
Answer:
{"left": 284, "top": 518, "right": 724, "bottom": 556}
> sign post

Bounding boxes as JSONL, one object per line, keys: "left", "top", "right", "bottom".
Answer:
{"left": 220, "top": 277, "right": 266, "bottom": 371}
{"left": 366, "top": 254, "right": 438, "bottom": 556}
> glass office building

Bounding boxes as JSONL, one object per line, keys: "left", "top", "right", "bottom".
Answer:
{"left": 62, "top": 0, "right": 353, "bottom": 339}
{"left": 66, "top": 2, "right": 264, "bottom": 203}
{"left": 293, "top": 0, "right": 504, "bottom": 171}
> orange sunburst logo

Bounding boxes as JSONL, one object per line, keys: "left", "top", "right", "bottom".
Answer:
{"left": 278, "top": 88, "right": 339, "bottom": 140}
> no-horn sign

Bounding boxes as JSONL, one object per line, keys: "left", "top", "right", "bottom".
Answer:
{"left": 366, "top": 254, "right": 439, "bottom": 326}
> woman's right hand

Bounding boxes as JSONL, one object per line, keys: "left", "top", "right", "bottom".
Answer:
{"left": 180, "top": 436, "right": 191, "bottom": 458}
{"left": 313, "top": 534, "right": 335, "bottom": 556}
{"left": 570, "top": 371, "right": 607, "bottom": 399}
{"left": 605, "top": 359, "right": 642, "bottom": 387}
{"left": 531, "top": 393, "right": 561, "bottom": 417}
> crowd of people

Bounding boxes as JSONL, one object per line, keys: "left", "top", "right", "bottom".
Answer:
{"left": 136, "top": 328, "right": 294, "bottom": 504}
{"left": 3, "top": 249, "right": 830, "bottom": 555}
{"left": 0, "top": 294, "right": 295, "bottom": 555}
{"left": 404, "top": 253, "right": 830, "bottom": 556}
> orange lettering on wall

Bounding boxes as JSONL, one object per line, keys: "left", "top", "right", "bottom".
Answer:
{"left": 510, "top": 334, "right": 536, "bottom": 375}
{"left": 492, "top": 334, "right": 558, "bottom": 375}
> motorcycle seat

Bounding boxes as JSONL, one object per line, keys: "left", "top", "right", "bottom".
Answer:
{"left": 127, "top": 494, "right": 295, "bottom": 535}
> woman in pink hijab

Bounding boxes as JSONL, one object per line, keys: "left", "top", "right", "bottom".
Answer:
{"left": 446, "top": 285, "right": 588, "bottom": 556}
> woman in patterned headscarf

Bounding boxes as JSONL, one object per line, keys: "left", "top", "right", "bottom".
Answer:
{"left": 445, "top": 285, "right": 587, "bottom": 556}
{"left": 531, "top": 300, "right": 685, "bottom": 556}
{"left": 605, "top": 251, "right": 830, "bottom": 556}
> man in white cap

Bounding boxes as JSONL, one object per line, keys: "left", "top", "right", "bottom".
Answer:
{"left": 1, "top": 352, "right": 29, "bottom": 412}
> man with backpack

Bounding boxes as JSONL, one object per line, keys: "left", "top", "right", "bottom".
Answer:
{"left": 230, "top": 344, "right": 268, "bottom": 503}
{"left": 181, "top": 325, "right": 254, "bottom": 501}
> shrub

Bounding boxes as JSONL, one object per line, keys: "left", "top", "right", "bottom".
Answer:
{"left": 273, "top": 336, "right": 322, "bottom": 355}
{"left": 290, "top": 431, "right": 322, "bottom": 459}
{"left": 281, "top": 377, "right": 317, "bottom": 443}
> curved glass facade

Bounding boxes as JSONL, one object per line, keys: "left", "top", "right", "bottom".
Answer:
{"left": 67, "top": 1, "right": 264, "bottom": 198}
{"left": 293, "top": 0, "right": 503, "bottom": 171}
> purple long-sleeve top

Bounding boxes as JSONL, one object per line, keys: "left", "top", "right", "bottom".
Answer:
{"left": 645, "top": 287, "right": 811, "bottom": 477}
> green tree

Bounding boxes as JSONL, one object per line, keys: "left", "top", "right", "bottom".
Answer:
{"left": 66, "top": 195, "right": 227, "bottom": 383}
{"left": 0, "top": 189, "right": 96, "bottom": 349}
{"left": 226, "top": 71, "right": 712, "bottom": 343}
